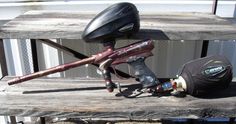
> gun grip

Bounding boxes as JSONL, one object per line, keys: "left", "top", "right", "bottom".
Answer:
{"left": 128, "top": 57, "right": 160, "bottom": 88}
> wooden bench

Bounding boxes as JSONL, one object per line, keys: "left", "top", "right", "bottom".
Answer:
{"left": 0, "top": 11, "right": 236, "bottom": 121}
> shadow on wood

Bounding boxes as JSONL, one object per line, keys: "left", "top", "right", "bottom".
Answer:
{"left": 22, "top": 86, "right": 107, "bottom": 94}
{"left": 135, "top": 29, "right": 170, "bottom": 40}
{"left": 22, "top": 79, "right": 236, "bottom": 99}
{"left": 197, "top": 82, "right": 236, "bottom": 99}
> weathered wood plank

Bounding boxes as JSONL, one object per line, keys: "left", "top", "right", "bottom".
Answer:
{"left": 0, "top": 77, "right": 236, "bottom": 120}
{"left": 0, "top": 11, "right": 236, "bottom": 40}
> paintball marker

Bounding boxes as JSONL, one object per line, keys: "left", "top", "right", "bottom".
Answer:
{"left": 8, "top": 39, "right": 159, "bottom": 93}
{"left": 7, "top": 2, "right": 233, "bottom": 97}
{"left": 8, "top": 2, "right": 160, "bottom": 94}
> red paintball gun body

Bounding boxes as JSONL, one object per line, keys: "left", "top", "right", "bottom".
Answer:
{"left": 8, "top": 40, "right": 159, "bottom": 93}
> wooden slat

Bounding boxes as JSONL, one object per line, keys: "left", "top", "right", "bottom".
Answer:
{"left": 0, "top": 11, "right": 236, "bottom": 40}
{"left": 0, "top": 76, "right": 236, "bottom": 120}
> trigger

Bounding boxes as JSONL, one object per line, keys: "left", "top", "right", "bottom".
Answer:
{"left": 99, "top": 59, "right": 113, "bottom": 70}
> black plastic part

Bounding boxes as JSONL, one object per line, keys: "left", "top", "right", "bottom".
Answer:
{"left": 179, "top": 55, "right": 233, "bottom": 96}
{"left": 128, "top": 57, "right": 160, "bottom": 88}
{"left": 31, "top": 39, "right": 39, "bottom": 72}
{"left": 200, "top": 40, "right": 209, "bottom": 57}
{"left": 82, "top": 2, "right": 140, "bottom": 43}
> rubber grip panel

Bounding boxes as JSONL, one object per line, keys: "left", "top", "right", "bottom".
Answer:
{"left": 128, "top": 58, "right": 160, "bottom": 88}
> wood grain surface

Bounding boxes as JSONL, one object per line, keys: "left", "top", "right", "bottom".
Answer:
{"left": 0, "top": 11, "right": 236, "bottom": 40}
{"left": 0, "top": 76, "right": 236, "bottom": 120}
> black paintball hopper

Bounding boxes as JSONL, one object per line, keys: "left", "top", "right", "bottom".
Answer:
{"left": 82, "top": 2, "right": 140, "bottom": 43}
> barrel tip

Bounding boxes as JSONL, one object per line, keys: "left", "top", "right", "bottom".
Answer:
{"left": 7, "top": 81, "right": 15, "bottom": 85}
{"left": 7, "top": 78, "right": 20, "bottom": 85}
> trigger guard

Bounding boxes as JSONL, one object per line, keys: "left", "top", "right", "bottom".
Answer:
{"left": 99, "top": 59, "right": 113, "bottom": 70}
{"left": 111, "top": 65, "right": 129, "bottom": 79}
